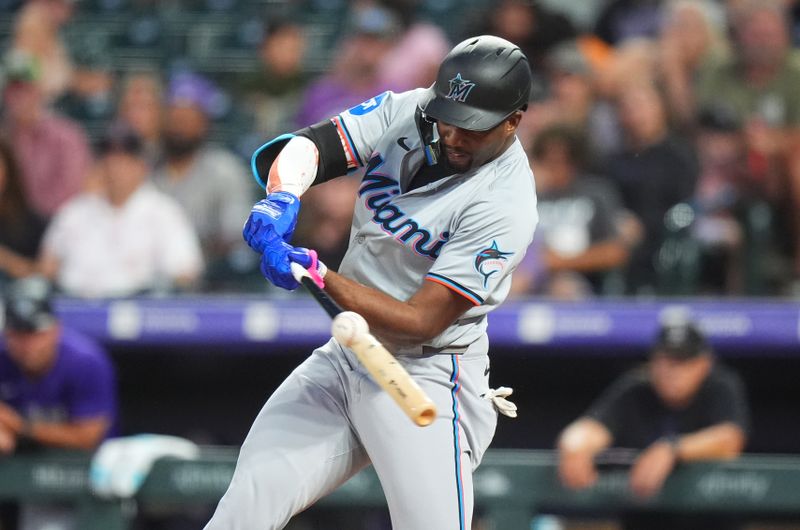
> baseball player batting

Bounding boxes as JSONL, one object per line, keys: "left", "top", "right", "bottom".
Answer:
{"left": 205, "top": 35, "right": 538, "bottom": 530}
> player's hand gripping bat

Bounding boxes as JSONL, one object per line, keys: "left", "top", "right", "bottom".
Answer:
{"left": 290, "top": 263, "right": 437, "bottom": 427}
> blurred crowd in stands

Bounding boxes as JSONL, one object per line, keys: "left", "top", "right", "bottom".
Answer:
{"left": 1, "top": 0, "right": 800, "bottom": 299}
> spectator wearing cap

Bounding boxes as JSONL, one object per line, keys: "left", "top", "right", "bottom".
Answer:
{"left": 0, "top": 275, "right": 116, "bottom": 530}
{"left": 1, "top": 49, "right": 92, "bottom": 219}
{"left": 38, "top": 124, "right": 203, "bottom": 298}
{"left": 151, "top": 72, "right": 252, "bottom": 288}
{"left": 556, "top": 317, "right": 749, "bottom": 529}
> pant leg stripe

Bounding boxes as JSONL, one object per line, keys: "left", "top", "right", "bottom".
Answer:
{"left": 449, "top": 354, "right": 466, "bottom": 530}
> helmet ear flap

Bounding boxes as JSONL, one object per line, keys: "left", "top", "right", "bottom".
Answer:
{"left": 415, "top": 105, "right": 440, "bottom": 166}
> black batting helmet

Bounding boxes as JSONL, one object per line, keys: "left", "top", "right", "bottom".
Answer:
{"left": 421, "top": 35, "right": 532, "bottom": 131}
{"left": 3, "top": 276, "right": 57, "bottom": 332}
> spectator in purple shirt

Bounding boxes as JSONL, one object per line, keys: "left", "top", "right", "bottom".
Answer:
{"left": 0, "top": 275, "right": 117, "bottom": 454}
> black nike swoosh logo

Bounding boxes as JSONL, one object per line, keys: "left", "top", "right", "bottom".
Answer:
{"left": 484, "top": 365, "right": 490, "bottom": 376}
{"left": 397, "top": 136, "right": 411, "bottom": 151}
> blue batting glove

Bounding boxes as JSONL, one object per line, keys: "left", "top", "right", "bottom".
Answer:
{"left": 258, "top": 226, "right": 302, "bottom": 290}
{"left": 243, "top": 191, "right": 300, "bottom": 252}
{"left": 260, "top": 247, "right": 299, "bottom": 290}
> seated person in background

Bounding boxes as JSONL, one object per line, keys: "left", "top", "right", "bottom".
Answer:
{"left": 696, "top": 1, "right": 800, "bottom": 281}
{"left": 0, "top": 275, "right": 117, "bottom": 530}
{"left": 38, "top": 124, "right": 204, "bottom": 298}
{"left": 691, "top": 106, "right": 751, "bottom": 294}
{"left": 1, "top": 49, "right": 92, "bottom": 219}
{"left": 0, "top": 139, "right": 47, "bottom": 285}
{"left": 115, "top": 71, "right": 164, "bottom": 167}
{"left": 557, "top": 316, "right": 749, "bottom": 530}
{"left": 0, "top": 275, "right": 117, "bottom": 453}
{"left": 151, "top": 72, "right": 252, "bottom": 286}
{"left": 511, "top": 125, "right": 633, "bottom": 299}
{"left": 603, "top": 80, "right": 699, "bottom": 294}
{"left": 234, "top": 20, "right": 310, "bottom": 139}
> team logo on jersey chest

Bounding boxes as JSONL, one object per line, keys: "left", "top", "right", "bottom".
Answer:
{"left": 446, "top": 73, "right": 476, "bottom": 103}
{"left": 359, "top": 155, "right": 450, "bottom": 260}
{"left": 475, "top": 240, "right": 513, "bottom": 287}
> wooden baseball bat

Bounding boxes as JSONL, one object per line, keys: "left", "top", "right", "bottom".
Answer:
{"left": 290, "top": 263, "right": 437, "bottom": 427}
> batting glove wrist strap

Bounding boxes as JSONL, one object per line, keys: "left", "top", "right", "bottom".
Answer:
{"left": 286, "top": 247, "right": 327, "bottom": 288}
{"left": 243, "top": 192, "right": 301, "bottom": 253}
{"left": 305, "top": 249, "right": 327, "bottom": 288}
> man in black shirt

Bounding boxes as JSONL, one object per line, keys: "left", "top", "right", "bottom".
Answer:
{"left": 557, "top": 317, "right": 749, "bottom": 529}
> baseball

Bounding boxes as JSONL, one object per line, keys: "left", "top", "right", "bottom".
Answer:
{"left": 331, "top": 311, "right": 369, "bottom": 347}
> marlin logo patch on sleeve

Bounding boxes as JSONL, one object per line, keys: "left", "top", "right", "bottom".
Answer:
{"left": 475, "top": 240, "right": 513, "bottom": 287}
{"left": 446, "top": 74, "right": 476, "bottom": 103}
{"left": 348, "top": 92, "right": 388, "bottom": 115}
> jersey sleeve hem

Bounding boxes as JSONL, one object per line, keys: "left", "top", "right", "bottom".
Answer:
{"left": 332, "top": 115, "right": 363, "bottom": 168}
{"left": 425, "top": 273, "right": 484, "bottom": 306}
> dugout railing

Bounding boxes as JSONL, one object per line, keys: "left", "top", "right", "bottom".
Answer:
{"left": 1, "top": 449, "right": 800, "bottom": 529}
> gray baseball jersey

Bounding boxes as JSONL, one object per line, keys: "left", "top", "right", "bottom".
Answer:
{"left": 205, "top": 89, "right": 538, "bottom": 530}
{"left": 336, "top": 88, "right": 537, "bottom": 350}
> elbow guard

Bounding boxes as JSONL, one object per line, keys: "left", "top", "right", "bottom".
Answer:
{"left": 250, "top": 120, "right": 350, "bottom": 195}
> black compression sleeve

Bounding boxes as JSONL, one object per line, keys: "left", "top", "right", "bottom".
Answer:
{"left": 296, "top": 120, "right": 349, "bottom": 186}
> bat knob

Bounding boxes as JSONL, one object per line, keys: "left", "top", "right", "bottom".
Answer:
{"left": 415, "top": 406, "right": 437, "bottom": 427}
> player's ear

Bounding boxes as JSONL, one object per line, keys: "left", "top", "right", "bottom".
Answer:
{"left": 505, "top": 111, "right": 523, "bottom": 133}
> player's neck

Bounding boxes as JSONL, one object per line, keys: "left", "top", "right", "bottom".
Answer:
{"left": 407, "top": 160, "right": 456, "bottom": 192}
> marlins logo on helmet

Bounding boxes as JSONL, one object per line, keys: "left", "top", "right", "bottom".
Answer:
{"left": 446, "top": 74, "right": 476, "bottom": 103}
{"left": 475, "top": 240, "right": 513, "bottom": 287}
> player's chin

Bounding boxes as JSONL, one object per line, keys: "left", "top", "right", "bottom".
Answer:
{"left": 445, "top": 151, "right": 473, "bottom": 172}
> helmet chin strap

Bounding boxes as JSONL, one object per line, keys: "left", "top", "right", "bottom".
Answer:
{"left": 415, "top": 106, "right": 440, "bottom": 166}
